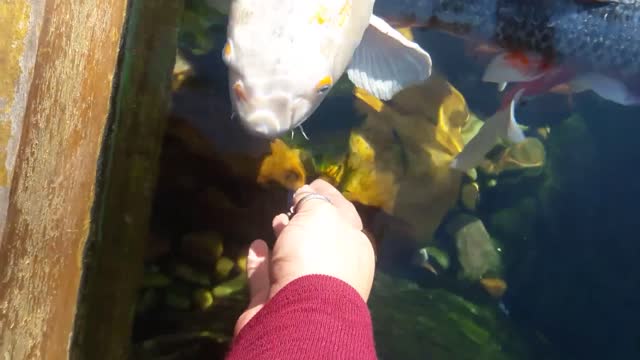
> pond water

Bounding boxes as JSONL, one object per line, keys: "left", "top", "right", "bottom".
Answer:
{"left": 131, "top": 1, "right": 640, "bottom": 359}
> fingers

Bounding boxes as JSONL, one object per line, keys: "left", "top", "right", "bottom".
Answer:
{"left": 246, "top": 239, "right": 270, "bottom": 299}
{"left": 234, "top": 239, "right": 271, "bottom": 335}
{"left": 307, "top": 179, "right": 363, "bottom": 230}
{"left": 272, "top": 179, "right": 363, "bottom": 238}
{"left": 272, "top": 213, "right": 289, "bottom": 238}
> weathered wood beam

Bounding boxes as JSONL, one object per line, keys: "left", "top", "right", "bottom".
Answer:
{"left": 0, "top": 0, "right": 45, "bottom": 240}
{"left": 0, "top": 0, "right": 184, "bottom": 359}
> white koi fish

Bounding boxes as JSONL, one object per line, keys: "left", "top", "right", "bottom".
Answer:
{"left": 220, "top": 0, "right": 433, "bottom": 137}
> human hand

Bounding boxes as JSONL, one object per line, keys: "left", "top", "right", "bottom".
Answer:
{"left": 234, "top": 179, "right": 376, "bottom": 334}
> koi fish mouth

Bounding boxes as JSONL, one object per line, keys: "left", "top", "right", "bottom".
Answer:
{"left": 234, "top": 91, "right": 314, "bottom": 137}
{"left": 244, "top": 110, "right": 284, "bottom": 135}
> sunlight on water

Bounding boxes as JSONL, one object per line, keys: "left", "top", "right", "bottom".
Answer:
{"left": 132, "top": 1, "right": 640, "bottom": 359}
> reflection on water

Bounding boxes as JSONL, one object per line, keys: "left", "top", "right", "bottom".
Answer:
{"left": 132, "top": 2, "right": 640, "bottom": 359}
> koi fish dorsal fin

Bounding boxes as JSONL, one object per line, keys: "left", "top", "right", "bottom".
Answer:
{"left": 347, "top": 15, "right": 432, "bottom": 101}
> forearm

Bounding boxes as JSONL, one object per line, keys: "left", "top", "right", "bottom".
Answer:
{"left": 225, "top": 274, "right": 377, "bottom": 360}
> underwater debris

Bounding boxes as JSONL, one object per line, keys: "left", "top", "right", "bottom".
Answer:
{"left": 536, "top": 126, "right": 551, "bottom": 140}
{"left": 257, "top": 138, "right": 307, "bottom": 191}
{"left": 413, "top": 246, "right": 451, "bottom": 275}
{"left": 172, "top": 51, "right": 194, "bottom": 91}
{"left": 341, "top": 132, "right": 398, "bottom": 212}
{"left": 480, "top": 137, "right": 546, "bottom": 177}
{"left": 352, "top": 74, "right": 469, "bottom": 242}
{"left": 480, "top": 277, "right": 508, "bottom": 299}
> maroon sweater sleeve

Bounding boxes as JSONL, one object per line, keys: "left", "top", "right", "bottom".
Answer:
{"left": 225, "top": 274, "right": 377, "bottom": 360}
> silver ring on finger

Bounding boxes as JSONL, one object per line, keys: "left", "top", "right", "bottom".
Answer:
{"left": 285, "top": 193, "right": 332, "bottom": 219}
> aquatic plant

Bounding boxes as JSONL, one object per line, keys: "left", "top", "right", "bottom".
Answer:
{"left": 369, "top": 271, "right": 534, "bottom": 360}
{"left": 256, "top": 139, "right": 307, "bottom": 191}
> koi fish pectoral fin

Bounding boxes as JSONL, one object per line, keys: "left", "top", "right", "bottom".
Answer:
{"left": 347, "top": 14, "right": 432, "bottom": 101}
{"left": 451, "top": 89, "right": 526, "bottom": 171}
{"left": 568, "top": 73, "right": 640, "bottom": 106}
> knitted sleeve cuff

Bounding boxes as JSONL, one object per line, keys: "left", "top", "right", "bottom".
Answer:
{"left": 226, "top": 274, "right": 377, "bottom": 360}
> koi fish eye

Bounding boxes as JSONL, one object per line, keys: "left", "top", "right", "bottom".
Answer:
{"left": 314, "top": 75, "right": 333, "bottom": 94}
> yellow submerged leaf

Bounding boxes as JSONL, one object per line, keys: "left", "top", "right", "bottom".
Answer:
{"left": 257, "top": 139, "right": 306, "bottom": 190}
{"left": 317, "top": 163, "right": 345, "bottom": 186}
{"left": 348, "top": 131, "right": 376, "bottom": 166}
{"left": 353, "top": 86, "right": 384, "bottom": 112}
{"left": 395, "top": 27, "right": 414, "bottom": 41}
{"left": 350, "top": 74, "right": 470, "bottom": 242}
{"left": 342, "top": 132, "right": 397, "bottom": 212}
{"left": 434, "top": 83, "right": 468, "bottom": 155}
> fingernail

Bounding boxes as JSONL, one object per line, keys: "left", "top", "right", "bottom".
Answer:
{"left": 247, "top": 242, "right": 264, "bottom": 261}
{"left": 248, "top": 246, "right": 258, "bottom": 261}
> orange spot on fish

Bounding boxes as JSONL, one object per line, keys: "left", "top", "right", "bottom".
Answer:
{"left": 505, "top": 51, "right": 553, "bottom": 73}
{"left": 223, "top": 41, "right": 232, "bottom": 58}
{"left": 311, "top": 2, "right": 351, "bottom": 27}
{"left": 315, "top": 75, "right": 333, "bottom": 91}
{"left": 233, "top": 81, "right": 248, "bottom": 102}
{"left": 338, "top": 0, "right": 351, "bottom": 27}
{"left": 505, "top": 51, "right": 531, "bottom": 67}
{"left": 311, "top": 6, "right": 328, "bottom": 25}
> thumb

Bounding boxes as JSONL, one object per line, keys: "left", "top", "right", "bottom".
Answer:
{"left": 234, "top": 239, "right": 271, "bottom": 335}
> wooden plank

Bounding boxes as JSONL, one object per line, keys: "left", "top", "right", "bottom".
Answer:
{"left": 70, "top": 1, "right": 184, "bottom": 358}
{"left": 0, "top": 0, "right": 45, "bottom": 240}
{"left": 0, "top": 0, "right": 183, "bottom": 358}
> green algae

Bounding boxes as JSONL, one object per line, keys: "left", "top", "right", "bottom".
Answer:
{"left": 369, "top": 272, "right": 532, "bottom": 360}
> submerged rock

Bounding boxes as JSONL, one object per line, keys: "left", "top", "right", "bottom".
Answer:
{"left": 446, "top": 214, "right": 502, "bottom": 281}
{"left": 180, "top": 231, "right": 224, "bottom": 266}
{"left": 460, "top": 182, "right": 480, "bottom": 211}
{"left": 369, "top": 271, "right": 533, "bottom": 360}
